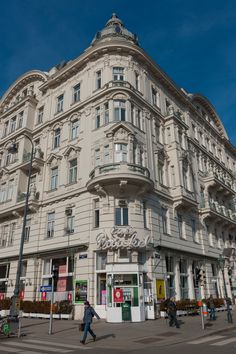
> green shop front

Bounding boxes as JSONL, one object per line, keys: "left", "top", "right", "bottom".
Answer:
{"left": 106, "top": 264, "right": 146, "bottom": 322}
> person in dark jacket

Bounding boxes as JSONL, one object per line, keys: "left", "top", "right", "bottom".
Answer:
{"left": 167, "top": 297, "right": 180, "bottom": 328}
{"left": 80, "top": 301, "right": 100, "bottom": 345}
{"left": 207, "top": 295, "right": 216, "bottom": 321}
{"left": 225, "top": 297, "right": 233, "bottom": 323}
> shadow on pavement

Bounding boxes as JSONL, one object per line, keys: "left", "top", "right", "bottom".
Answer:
{"left": 95, "top": 333, "right": 116, "bottom": 341}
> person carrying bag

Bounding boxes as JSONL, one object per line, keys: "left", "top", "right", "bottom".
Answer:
{"left": 80, "top": 301, "right": 100, "bottom": 345}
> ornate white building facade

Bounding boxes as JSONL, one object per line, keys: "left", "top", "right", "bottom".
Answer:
{"left": 0, "top": 14, "right": 236, "bottom": 321}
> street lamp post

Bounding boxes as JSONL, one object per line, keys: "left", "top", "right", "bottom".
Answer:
{"left": 218, "top": 255, "right": 227, "bottom": 298}
{"left": 9, "top": 136, "right": 34, "bottom": 317}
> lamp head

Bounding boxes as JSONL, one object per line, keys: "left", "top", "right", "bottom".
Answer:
{"left": 8, "top": 142, "right": 18, "bottom": 154}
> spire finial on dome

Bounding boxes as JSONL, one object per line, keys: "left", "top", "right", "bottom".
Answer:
{"left": 106, "top": 13, "right": 123, "bottom": 27}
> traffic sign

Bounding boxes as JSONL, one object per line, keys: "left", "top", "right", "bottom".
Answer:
{"left": 40, "top": 285, "right": 52, "bottom": 292}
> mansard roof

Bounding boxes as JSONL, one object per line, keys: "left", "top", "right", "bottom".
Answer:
{"left": 0, "top": 70, "right": 48, "bottom": 107}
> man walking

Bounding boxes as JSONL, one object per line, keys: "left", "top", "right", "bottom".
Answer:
{"left": 207, "top": 295, "right": 216, "bottom": 321}
{"left": 167, "top": 297, "right": 180, "bottom": 328}
{"left": 80, "top": 301, "right": 100, "bottom": 345}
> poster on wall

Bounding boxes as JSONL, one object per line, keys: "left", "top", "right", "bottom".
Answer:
{"left": 156, "top": 279, "right": 165, "bottom": 300}
{"left": 101, "top": 290, "right": 107, "bottom": 305}
{"left": 114, "top": 288, "right": 124, "bottom": 303}
{"left": 74, "top": 280, "right": 88, "bottom": 304}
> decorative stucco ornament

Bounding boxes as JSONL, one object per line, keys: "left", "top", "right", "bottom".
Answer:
{"left": 96, "top": 226, "right": 150, "bottom": 250}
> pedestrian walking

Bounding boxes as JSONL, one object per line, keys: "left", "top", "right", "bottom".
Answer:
{"left": 80, "top": 301, "right": 100, "bottom": 345}
{"left": 166, "top": 297, "right": 180, "bottom": 328}
{"left": 225, "top": 297, "right": 233, "bottom": 323}
{"left": 207, "top": 295, "right": 216, "bottom": 321}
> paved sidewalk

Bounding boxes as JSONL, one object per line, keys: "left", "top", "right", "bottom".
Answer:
{"left": 16, "top": 310, "right": 236, "bottom": 350}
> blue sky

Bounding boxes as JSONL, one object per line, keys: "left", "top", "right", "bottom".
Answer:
{"left": 0, "top": 0, "right": 236, "bottom": 144}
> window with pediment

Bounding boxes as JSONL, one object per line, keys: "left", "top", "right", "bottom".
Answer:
{"left": 71, "top": 119, "right": 80, "bottom": 140}
{"left": 53, "top": 128, "right": 61, "bottom": 149}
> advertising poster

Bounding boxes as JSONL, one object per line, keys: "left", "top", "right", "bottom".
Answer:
{"left": 74, "top": 280, "right": 87, "bottom": 304}
{"left": 156, "top": 279, "right": 165, "bottom": 300}
{"left": 57, "top": 277, "right": 67, "bottom": 292}
{"left": 101, "top": 290, "right": 107, "bottom": 305}
{"left": 114, "top": 288, "right": 124, "bottom": 303}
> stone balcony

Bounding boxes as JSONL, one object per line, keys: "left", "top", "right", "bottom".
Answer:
{"left": 200, "top": 199, "right": 236, "bottom": 224}
{"left": 201, "top": 170, "right": 235, "bottom": 196}
{"left": 0, "top": 189, "right": 40, "bottom": 220}
{"left": 20, "top": 149, "right": 44, "bottom": 173}
{"left": 87, "top": 162, "right": 153, "bottom": 198}
{"left": 172, "top": 186, "right": 198, "bottom": 210}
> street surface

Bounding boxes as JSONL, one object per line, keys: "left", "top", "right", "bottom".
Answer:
{"left": 0, "top": 310, "right": 235, "bottom": 353}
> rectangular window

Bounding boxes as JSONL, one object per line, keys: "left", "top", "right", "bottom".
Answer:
{"left": 53, "top": 128, "right": 61, "bottom": 148}
{"left": 0, "top": 225, "right": 8, "bottom": 247}
{"left": 0, "top": 263, "right": 9, "bottom": 278}
{"left": 7, "top": 179, "right": 14, "bottom": 200}
{"left": 3, "top": 121, "right": 9, "bottom": 137}
{"left": 136, "top": 109, "right": 141, "bottom": 129}
{"left": 158, "top": 162, "right": 164, "bottom": 185}
{"left": 66, "top": 214, "right": 75, "bottom": 234}
{"left": 96, "top": 70, "right": 102, "bottom": 89}
{"left": 95, "top": 107, "right": 100, "bottom": 128}
{"left": 0, "top": 184, "right": 7, "bottom": 203}
{"left": 177, "top": 213, "right": 183, "bottom": 238}
{"left": 37, "top": 107, "right": 44, "bottom": 124}
{"left": 143, "top": 201, "right": 148, "bottom": 228}
{"left": 211, "top": 263, "right": 217, "bottom": 277}
{"left": 114, "top": 100, "right": 126, "bottom": 121}
{"left": 179, "top": 259, "right": 189, "bottom": 299}
{"left": 50, "top": 167, "right": 58, "bottom": 190}
{"left": 135, "top": 72, "right": 140, "bottom": 90}
{"left": 73, "top": 83, "right": 80, "bottom": 103}
{"left": 94, "top": 199, "right": 100, "bottom": 228}
{"left": 166, "top": 256, "right": 174, "bottom": 273}
{"left": 161, "top": 207, "right": 168, "bottom": 234}
{"left": 47, "top": 212, "right": 55, "bottom": 238}
{"left": 115, "top": 207, "right": 128, "bottom": 226}
{"left": 18, "top": 111, "right": 24, "bottom": 128}
{"left": 71, "top": 119, "right": 80, "bottom": 139}
{"left": 95, "top": 149, "right": 100, "bottom": 166}
{"left": 24, "top": 218, "right": 31, "bottom": 243}
{"left": 152, "top": 88, "right": 159, "bottom": 106}
{"left": 10, "top": 117, "right": 16, "bottom": 133}
{"left": 69, "top": 159, "right": 77, "bottom": 183}
{"left": 103, "top": 145, "right": 109, "bottom": 164}
{"left": 104, "top": 103, "right": 109, "bottom": 124}
{"left": 56, "top": 94, "right": 64, "bottom": 113}
{"left": 113, "top": 67, "right": 124, "bottom": 81}
{"left": 21, "top": 261, "right": 27, "bottom": 278}
{"left": 190, "top": 218, "right": 196, "bottom": 240}
{"left": 114, "top": 143, "right": 127, "bottom": 162}
{"left": 8, "top": 223, "right": 15, "bottom": 246}
{"left": 5, "top": 152, "right": 11, "bottom": 166}
{"left": 96, "top": 252, "right": 107, "bottom": 270}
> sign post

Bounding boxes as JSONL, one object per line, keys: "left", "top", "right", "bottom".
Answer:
{"left": 49, "top": 267, "right": 58, "bottom": 335}
{"left": 198, "top": 300, "right": 205, "bottom": 330}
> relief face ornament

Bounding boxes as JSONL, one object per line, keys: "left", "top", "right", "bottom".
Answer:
{"left": 96, "top": 226, "right": 150, "bottom": 250}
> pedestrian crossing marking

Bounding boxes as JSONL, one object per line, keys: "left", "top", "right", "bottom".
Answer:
{"left": 0, "top": 347, "right": 21, "bottom": 353}
{"left": 0, "top": 342, "right": 71, "bottom": 353}
{"left": 211, "top": 337, "right": 236, "bottom": 346}
{"left": 188, "top": 335, "right": 225, "bottom": 344}
{"left": 25, "top": 339, "right": 80, "bottom": 349}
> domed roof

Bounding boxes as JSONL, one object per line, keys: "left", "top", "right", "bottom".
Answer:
{"left": 91, "top": 13, "right": 139, "bottom": 46}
